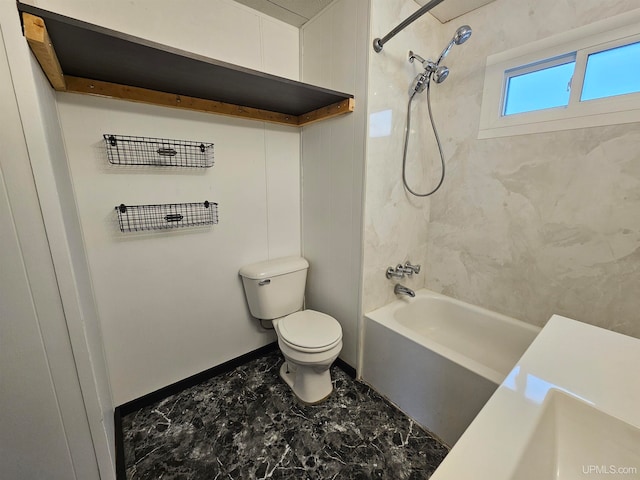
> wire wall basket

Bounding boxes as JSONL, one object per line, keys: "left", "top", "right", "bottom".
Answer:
{"left": 104, "top": 134, "right": 214, "bottom": 167}
{"left": 115, "top": 201, "right": 218, "bottom": 233}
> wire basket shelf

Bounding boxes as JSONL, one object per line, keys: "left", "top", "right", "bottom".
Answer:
{"left": 115, "top": 201, "right": 218, "bottom": 233}
{"left": 104, "top": 134, "right": 214, "bottom": 167}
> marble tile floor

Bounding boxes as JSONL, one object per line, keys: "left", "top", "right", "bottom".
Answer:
{"left": 121, "top": 350, "right": 449, "bottom": 479}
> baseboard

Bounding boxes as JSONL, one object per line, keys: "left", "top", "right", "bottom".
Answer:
{"left": 335, "top": 357, "right": 356, "bottom": 379}
{"left": 114, "top": 405, "right": 125, "bottom": 480}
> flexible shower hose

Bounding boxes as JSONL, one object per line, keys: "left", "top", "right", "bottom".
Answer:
{"left": 402, "top": 81, "right": 446, "bottom": 197}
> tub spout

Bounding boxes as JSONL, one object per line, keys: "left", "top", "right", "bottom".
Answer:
{"left": 394, "top": 284, "right": 415, "bottom": 297}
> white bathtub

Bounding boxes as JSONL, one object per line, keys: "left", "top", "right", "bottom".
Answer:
{"left": 362, "top": 289, "right": 540, "bottom": 446}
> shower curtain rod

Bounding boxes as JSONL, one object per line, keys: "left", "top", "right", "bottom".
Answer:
{"left": 373, "top": 0, "right": 446, "bottom": 52}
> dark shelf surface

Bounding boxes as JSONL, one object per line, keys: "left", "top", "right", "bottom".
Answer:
{"left": 17, "top": 2, "right": 353, "bottom": 116}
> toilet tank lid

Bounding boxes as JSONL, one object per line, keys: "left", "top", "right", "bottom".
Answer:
{"left": 239, "top": 256, "right": 309, "bottom": 280}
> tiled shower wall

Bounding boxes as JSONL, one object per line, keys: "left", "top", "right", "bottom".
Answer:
{"left": 365, "top": 0, "right": 640, "bottom": 336}
{"left": 362, "top": 0, "right": 442, "bottom": 314}
{"left": 362, "top": 0, "right": 640, "bottom": 341}
{"left": 421, "top": 0, "right": 640, "bottom": 337}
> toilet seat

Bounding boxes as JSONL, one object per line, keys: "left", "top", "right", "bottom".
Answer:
{"left": 277, "top": 310, "right": 342, "bottom": 353}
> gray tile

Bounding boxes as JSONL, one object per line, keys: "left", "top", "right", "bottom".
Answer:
{"left": 122, "top": 350, "right": 448, "bottom": 479}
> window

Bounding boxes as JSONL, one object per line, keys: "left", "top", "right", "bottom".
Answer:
{"left": 503, "top": 54, "right": 576, "bottom": 116}
{"left": 581, "top": 41, "right": 640, "bottom": 101}
{"left": 479, "top": 9, "right": 640, "bottom": 138}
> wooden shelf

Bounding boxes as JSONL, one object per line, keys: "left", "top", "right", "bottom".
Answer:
{"left": 17, "top": 3, "right": 354, "bottom": 127}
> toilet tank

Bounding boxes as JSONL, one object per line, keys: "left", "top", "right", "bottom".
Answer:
{"left": 239, "top": 256, "right": 309, "bottom": 320}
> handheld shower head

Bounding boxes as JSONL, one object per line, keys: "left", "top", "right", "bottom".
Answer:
{"left": 407, "top": 24, "right": 472, "bottom": 91}
{"left": 436, "top": 25, "right": 472, "bottom": 65}
{"left": 453, "top": 25, "right": 472, "bottom": 45}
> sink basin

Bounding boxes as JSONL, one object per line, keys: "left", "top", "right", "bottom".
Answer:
{"left": 510, "top": 389, "right": 640, "bottom": 479}
{"left": 430, "top": 316, "right": 640, "bottom": 480}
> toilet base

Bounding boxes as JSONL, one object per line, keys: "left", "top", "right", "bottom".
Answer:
{"left": 279, "top": 362, "right": 333, "bottom": 405}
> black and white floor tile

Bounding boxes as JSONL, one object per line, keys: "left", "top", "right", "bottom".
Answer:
{"left": 121, "top": 350, "right": 449, "bottom": 479}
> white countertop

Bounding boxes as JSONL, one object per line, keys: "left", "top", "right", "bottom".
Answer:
{"left": 431, "top": 314, "right": 640, "bottom": 479}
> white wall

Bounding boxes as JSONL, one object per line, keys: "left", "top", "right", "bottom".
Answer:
{"left": 0, "top": 17, "right": 100, "bottom": 479}
{"left": 28, "top": 63, "right": 116, "bottom": 477}
{"left": 30, "top": 0, "right": 301, "bottom": 405}
{"left": 1, "top": 0, "right": 115, "bottom": 475}
{"left": 300, "top": 0, "right": 369, "bottom": 367}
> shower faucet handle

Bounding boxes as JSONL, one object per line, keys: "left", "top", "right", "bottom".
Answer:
{"left": 404, "top": 261, "right": 421, "bottom": 274}
{"left": 386, "top": 265, "right": 405, "bottom": 279}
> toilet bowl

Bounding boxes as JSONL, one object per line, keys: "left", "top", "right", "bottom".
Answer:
{"left": 274, "top": 310, "right": 342, "bottom": 404}
{"left": 239, "top": 256, "right": 343, "bottom": 404}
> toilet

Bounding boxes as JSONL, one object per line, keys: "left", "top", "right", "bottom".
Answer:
{"left": 239, "top": 256, "right": 343, "bottom": 404}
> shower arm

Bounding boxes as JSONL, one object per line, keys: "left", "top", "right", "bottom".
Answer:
{"left": 373, "top": 0, "right": 446, "bottom": 53}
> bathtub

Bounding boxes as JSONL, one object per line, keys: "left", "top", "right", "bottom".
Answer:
{"left": 362, "top": 289, "right": 540, "bottom": 446}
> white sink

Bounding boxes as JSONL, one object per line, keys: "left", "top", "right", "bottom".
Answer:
{"left": 431, "top": 316, "right": 640, "bottom": 480}
{"left": 510, "top": 389, "right": 640, "bottom": 480}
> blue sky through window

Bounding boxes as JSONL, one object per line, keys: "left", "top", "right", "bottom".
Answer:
{"left": 503, "top": 61, "right": 576, "bottom": 116}
{"left": 581, "top": 41, "right": 640, "bottom": 101}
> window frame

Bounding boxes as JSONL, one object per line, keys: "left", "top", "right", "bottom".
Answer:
{"left": 478, "top": 9, "right": 640, "bottom": 139}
